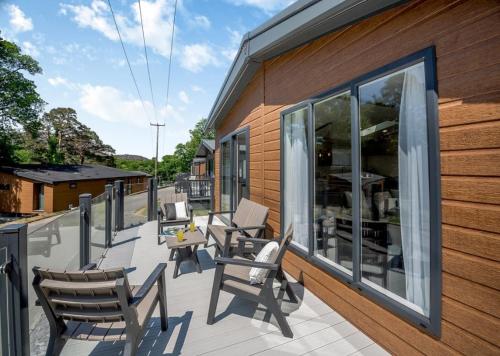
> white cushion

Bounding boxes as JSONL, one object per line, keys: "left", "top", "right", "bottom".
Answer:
{"left": 249, "top": 241, "right": 279, "bottom": 285}
{"left": 175, "top": 202, "right": 188, "bottom": 219}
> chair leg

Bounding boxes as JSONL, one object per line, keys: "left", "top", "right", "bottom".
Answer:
{"left": 123, "top": 338, "right": 139, "bottom": 356}
{"left": 45, "top": 334, "right": 66, "bottom": 356}
{"left": 168, "top": 248, "right": 176, "bottom": 261}
{"left": 277, "top": 267, "right": 297, "bottom": 303}
{"left": 207, "top": 265, "right": 224, "bottom": 325}
{"left": 285, "top": 281, "right": 297, "bottom": 303}
{"left": 267, "top": 296, "right": 293, "bottom": 338}
{"left": 158, "top": 270, "right": 169, "bottom": 331}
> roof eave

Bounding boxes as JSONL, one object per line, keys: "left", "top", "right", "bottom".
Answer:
{"left": 205, "top": 0, "right": 408, "bottom": 131}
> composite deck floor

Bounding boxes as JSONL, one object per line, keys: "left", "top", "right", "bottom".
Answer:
{"left": 60, "top": 217, "right": 389, "bottom": 356}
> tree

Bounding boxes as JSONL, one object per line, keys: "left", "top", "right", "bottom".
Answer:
{"left": 37, "top": 108, "right": 115, "bottom": 165}
{"left": 0, "top": 34, "right": 45, "bottom": 163}
{"left": 172, "top": 118, "right": 215, "bottom": 173}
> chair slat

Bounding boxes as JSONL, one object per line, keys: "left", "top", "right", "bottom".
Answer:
{"left": 41, "top": 279, "right": 117, "bottom": 292}
{"left": 49, "top": 294, "right": 120, "bottom": 306}
{"left": 54, "top": 307, "right": 124, "bottom": 322}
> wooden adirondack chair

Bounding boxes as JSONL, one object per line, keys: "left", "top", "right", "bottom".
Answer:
{"left": 205, "top": 198, "right": 269, "bottom": 256}
{"left": 32, "top": 263, "right": 168, "bottom": 356}
{"left": 207, "top": 225, "right": 296, "bottom": 338}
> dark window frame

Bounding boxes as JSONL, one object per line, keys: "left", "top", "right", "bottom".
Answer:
{"left": 219, "top": 126, "right": 250, "bottom": 223}
{"left": 280, "top": 46, "right": 441, "bottom": 336}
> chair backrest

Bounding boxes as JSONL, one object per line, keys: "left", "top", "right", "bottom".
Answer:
{"left": 163, "top": 192, "right": 188, "bottom": 204}
{"left": 33, "top": 267, "right": 133, "bottom": 324}
{"left": 232, "top": 198, "right": 269, "bottom": 238}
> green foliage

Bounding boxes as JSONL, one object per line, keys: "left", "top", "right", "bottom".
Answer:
{"left": 115, "top": 158, "right": 155, "bottom": 176}
{"left": 0, "top": 34, "right": 45, "bottom": 164}
{"left": 31, "top": 108, "right": 116, "bottom": 165}
{"left": 117, "top": 118, "right": 214, "bottom": 182}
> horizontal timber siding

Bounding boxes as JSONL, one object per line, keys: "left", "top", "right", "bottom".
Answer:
{"left": 213, "top": 0, "right": 500, "bottom": 354}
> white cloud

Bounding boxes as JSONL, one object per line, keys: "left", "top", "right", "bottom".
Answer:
{"left": 191, "top": 85, "right": 204, "bottom": 93}
{"left": 227, "top": 0, "right": 295, "bottom": 13}
{"left": 60, "top": 0, "right": 176, "bottom": 58}
{"left": 222, "top": 27, "right": 243, "bottom": 61}
{"left": 79, "top": 84, "right": 153, "bottom": 126}
{"left": 48, "top": 76, "right": 69, "bottom": 87}
{"left": 21, "top": 41, "right": 39, "bottom": 57}
{"left": 190, "top": 15, "right": 211, "bottom": 30}
{"left": 178, "top": 90, "right": 190, "bottom": 104}
{"left": 180, "top": 43, "right": 219, "bottom": 73}
{"left": 7, "top": 4, "right": 33, "bottom": 33}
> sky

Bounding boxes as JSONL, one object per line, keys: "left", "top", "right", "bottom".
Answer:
{"left": 0, "top": 0, "right": 295, "bottom": 158}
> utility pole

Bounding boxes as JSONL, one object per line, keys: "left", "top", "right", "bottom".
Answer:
{"left": 150, "top": 122, "right": 165, "bottom": 179}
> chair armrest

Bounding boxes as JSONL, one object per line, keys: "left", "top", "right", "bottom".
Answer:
{"left": 214, "top": 257, "right": 278, "bottom": 270}
{"left": 236, "top": 236, "right": 271, "bottom": 245}
{"left": 131, "top": 263, "right": 167, "bottom": 306}
{"left": 225, "top": 225, "right": 266, "bottom": 233}
{"left": 80, "top": 263, "right": 97, "bottom": 271}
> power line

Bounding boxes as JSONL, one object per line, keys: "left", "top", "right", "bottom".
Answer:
{"left": 106, "top": 0, "right": 155, "bottom": 154}
{"left": 162, "top": 0, "right": 178, "bottom": 157}
{"left": 107, "top": 0, "right": 149, "bottom": 119}
{"left": 164, "top": 0, "right": 178, "bottom": 110}
{"left": 137, "top": 0, "right": 157, "bottom": 120}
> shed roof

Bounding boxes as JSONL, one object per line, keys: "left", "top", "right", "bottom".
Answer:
{"left": 0, "top": 164, "right": 150, "bottom": 184}
{"left": 205, "top": 0, "right": 406, "bottom": 130}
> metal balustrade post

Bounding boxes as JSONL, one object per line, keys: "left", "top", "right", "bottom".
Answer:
{"left": 153, "top": 177, "right": 158, "bottom": 221}
{"left": 210, "top": 176, "right": 215, "bottom": 211}
{"left": 147, "top": 177, "right": 154, "bottom": 221}
{"left": 105, "top": 184, "right": 113, "bottom": 248}
{"left": 79, "top": 194, "right": 91, "bottom": 268}
{"left": 0, "top": 224, "right": 29, "bottom": 356}
{"left": 114, "top": 180, "right": 124, "bottom": 231}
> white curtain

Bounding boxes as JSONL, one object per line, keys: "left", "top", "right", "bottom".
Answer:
{"left": 284, "top": 109, "right": 309, "bottom": 249}
{"left": 398, "top": 62, "right": 431, "bottom": 316}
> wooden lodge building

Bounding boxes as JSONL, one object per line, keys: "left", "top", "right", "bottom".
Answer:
{"left": 205, "top": 0, "right": 500, "bottom": 354}
{"left": 191, "top": 139, "right": 215, "bottom": 177}
{"left": 0, "top": 164, "right": 149, "bottom": 214}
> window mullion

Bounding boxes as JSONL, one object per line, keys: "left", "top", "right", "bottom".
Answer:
{"left": 351, "top": 84, "right": 361, "bottom": 284}
{"left": 308, "top": 101, "right": 314, "bottom": 256}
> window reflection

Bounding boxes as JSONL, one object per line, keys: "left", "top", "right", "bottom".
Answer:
{"left": 313, "top": 92, "right": 352, "bottom": 273}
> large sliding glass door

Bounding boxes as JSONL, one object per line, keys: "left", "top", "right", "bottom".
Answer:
{"left": 219, "top": 127, "right": 249, "bottom": 222}
{"left": 220, "top": 141, "right": 232, "bottom": 221}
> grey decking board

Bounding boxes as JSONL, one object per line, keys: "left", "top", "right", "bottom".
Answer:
{"left": 59, "top": 219, "right": 387, "bottom": 356}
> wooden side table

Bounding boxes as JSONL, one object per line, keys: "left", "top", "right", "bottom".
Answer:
{"left": 165, "top": 227, "right": 207, "bottom": 278}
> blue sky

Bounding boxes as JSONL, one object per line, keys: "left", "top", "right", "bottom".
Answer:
{"left": 0, "top": 0, "right": 294, "bottom": 158}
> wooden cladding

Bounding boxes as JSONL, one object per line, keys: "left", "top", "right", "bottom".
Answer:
{"left": 214, "top": 0, "right": 500, "bottom": 354}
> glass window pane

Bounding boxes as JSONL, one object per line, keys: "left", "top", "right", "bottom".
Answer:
{"left": 359, "top": 62, "right": 430, "bottom": 316}
{"left": 220, "top": 141, "right": 231, "bottom": 221}
{"left": 313, "top": 91, "right": 352, "bottom": 274}
{"left": 283, "top": 108, "right": 310, "bottom": 251}
{"left": 236, "top": 133, "right": 248, "bottom": 202}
